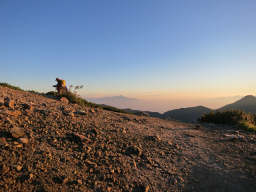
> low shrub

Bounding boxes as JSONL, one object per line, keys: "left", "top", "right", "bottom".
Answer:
{"left": 0, "top": 82, "right": 23, "bottom": 91}
{"left": 61, "top": 91, "right": 98, "bottom": 108}
{"left": 199, "top": 110, "right": 256, "bottom": 132}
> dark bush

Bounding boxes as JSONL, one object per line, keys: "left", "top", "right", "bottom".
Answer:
{"left": 199, "top": 110, "right": 256, "bottom": 131}
{"left": 0, "top": 82, "right": 23, "bottom": 91}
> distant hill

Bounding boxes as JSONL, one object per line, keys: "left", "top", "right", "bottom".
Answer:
{"left": 88, "top": 95, "right": 137, "bottom": 104}
{"left": 218, "top": 95, "right": 256, "bottom": 113}
{"left": 123, "top": 109, "right": 162, "bottom": 118}
{"left": 88, "top": 95, "right": 256, "bottom": 122}
{"left": 163, "top": 106, "right": 212, "bottom": 122}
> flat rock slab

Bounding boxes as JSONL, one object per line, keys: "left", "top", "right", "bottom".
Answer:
{"left": 10, "top": 127, "right": 25, "bottom": 138}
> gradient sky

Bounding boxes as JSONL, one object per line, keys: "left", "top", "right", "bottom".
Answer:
{"left": 1, "top": 0, "right": 256, "bottom": 111}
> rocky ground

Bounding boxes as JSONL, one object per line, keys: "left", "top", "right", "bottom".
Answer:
{"left": 0, "top": 86, "right": 256, "bottom": 192}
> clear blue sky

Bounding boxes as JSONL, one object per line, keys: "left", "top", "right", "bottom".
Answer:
{"left": 1, "top": 0, "right": 256, "bottom": 101}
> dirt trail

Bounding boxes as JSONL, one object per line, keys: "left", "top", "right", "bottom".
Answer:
{"left": 0, "top": 86, "right": 255, "bottom": 192}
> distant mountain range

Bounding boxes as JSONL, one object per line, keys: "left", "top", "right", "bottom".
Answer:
{"left": 88, "top": 95, "right": 137, "bottom": 104}
{"left": 123, "top": 109, "right": 163, "bottom": 118}
{"left": 218, "top": 95, "right": 256, "bottom": 113}
{"left": 163, "top": 106, "right": 212, "bottom": 122}
{"left": 88, "top": 95, "right": 256, "bottom": 122}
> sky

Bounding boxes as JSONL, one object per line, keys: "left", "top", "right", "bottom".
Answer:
{"left": 1, "top": 0, "right": 256, "bottom": 111}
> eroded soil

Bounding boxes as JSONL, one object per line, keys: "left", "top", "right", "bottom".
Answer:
{"left": 0, "top": 86, "right": 255, "bottom": 192}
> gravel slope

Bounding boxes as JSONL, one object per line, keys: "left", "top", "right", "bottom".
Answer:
{"left": 0, "top": 86, "right": 256, "bottom": 192}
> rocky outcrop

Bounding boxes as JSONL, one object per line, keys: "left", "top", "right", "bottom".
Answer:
{"left": 0, "top": 85, "right": 256, "bottom": 192}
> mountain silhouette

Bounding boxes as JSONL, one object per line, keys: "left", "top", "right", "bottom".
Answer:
{"left": 163, "top": 106, "right": 212, "bottom": 122}
{"left": 218, "top": 95, "right": 256, "bottom": 113}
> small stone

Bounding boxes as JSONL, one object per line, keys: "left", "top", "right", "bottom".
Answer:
{"left": 6, "top": 110, "right": 21, "bottom": 117}
{"left": 15, "top": 144, "right": 23, "bottom": 148}
{"left": 121, "top": 128, "right": 127, "bottom": 134}
{"left": 60, "top": 97, "right": 69, "bottom": 104}
{"left": 145, "top": 135, "right": 160, "bottom": 142}
{"left": 19, "top": 137, "right": 29, "bottom": 144}
{"left": 85, "top": 160, "right": 97, "bottom": 168}
{"left": 62, "top": 110, "right": 74, "bottom": 117}
{"left": 247, "top": 155, "right": 256, "bottom": 162}
{"left": 2, "top": 165, "right": 9, "bottom": 174}
{"left": 125, "top": 146, "right": 142, "bottom": 156}
{"left": 21, "top": 103, "right": 33, "bottom": 111}
{"left": 16, "top": 165, "right": 23, "bottom": 171}
{"left": 4, "top": 97, "right": 14, "bottom": 108}
{"left": 29, "top": 173, "right": 34, "bottom": 179}
{"left": 53, "top": 176, "right": 65, "bottom": 184}
{"left": 90, "top": 108, "right": 95, "bottom": 113}
{"left": 0, "top": 137, "right": 8, "bottom": 145}
{"left": 73, "top": 133, "right": 86, "bottom": 141}
{"left": 133, "top": 160, "right": 137, "bottom": 168}
{"left": 96, "top": 151, "right": 102, "bottom": 157}
{"left": 77, "top": 179, "right": 82, "bottom": 185}
{"left": 195, "top": 124, "right": 201, "bottom": 129}
{"left": 63, "top": 177, "right": 69, "bottom": 184}
{"left": 145, "top": 185, "right": 150, "bottom": 192}
{"left": 10, "top": 127, "right": 25, "bottom": 138}
{"left": 76, "top": 110, "right": 86, "bottom": 115}
{"left": 223, "top": 134, "right": 245, "bottom": 141}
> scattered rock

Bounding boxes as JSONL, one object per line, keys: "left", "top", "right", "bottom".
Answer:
{"left": 133, "top": 184, "right": 150, "bottom": 192}
{"left": 1, "top": 165, "right": 10, "bottom": 174}
{"left": 75, "top": 110, "right": 86, "bottom": 115}
{"left": 247, "top": 155, "right": 256, "bottom": 162}
{"left": 0, "top": 138, "right": 8, "bottom": 145}
{"left": 53, "top": 176, "right": 65, "bottom": 184}
{"left": 195, "top": 124, "right": 202, "bottom": 129}
{"left": 125, "top": 146, "right": 142, "bottom": 156}
{"left": 29, "top": 173, "right": 34, "bottom": 179}
{"left": 60, "top": 97, "right": 69, "bottom": 104}
{"left": 122, "top": 116, "right": 131, "bottom": 121}
{"left": 18, "top": 137, "right": 29, "bottom": 144}
{"left": 85, "top": 160, "right": 97, "bottom": 168}
{"left": 121, "top": 128, "right": 127, "bottom": 134}
{"left": 1, "top": 85, "right": 256, "bottom": 192}
{"left": 21, "top": 103, "right": 33, "bottom": 111}
{"left": 62, "top": 110, "right": 74, "bottom": 117}
{"left": 184, "top": 133, "right": 195, "bottom": 138}
{"left": 144, "top": 135, "right": 161, "bottom": 142}
{"left": 66, "top": 133, "right": 83, "bottom": 146}
{"left": 4, "top": 97, "right": 14, "bottom": 108}
{"left": 15, "top": 143, "right": 23, "bottom": 148}
{"left": 90, "top": 108, "right": 95, "bottom": 113}
{"left": 223, "top": 134, "right": 245, "bottom": 141}
{"left": 16, "top": 165, "right": 23, "bottom": 172}
{"left": 74, "top": 133, "right": 86, "bottom": 141}
{"left": 10, "top": 127, "right": 25, "bottom": 138}
{"left": 6, "top": 110, "right": 21, "bottom": 117}
{"left": 89, "top": 128, "right": 98, "bottom": 136}
{"left": 77, "top": 179, "right": 82, "bottom": 185}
